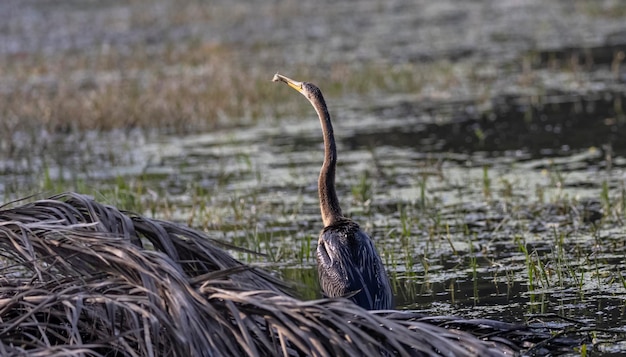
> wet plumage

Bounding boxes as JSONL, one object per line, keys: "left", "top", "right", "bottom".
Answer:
{"left": 317, "top": 218, "right": 393, "bottom": 309}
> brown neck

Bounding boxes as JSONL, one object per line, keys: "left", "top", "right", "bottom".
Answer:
{"left": 314, "top": 99, "right": 343, "bottom": 227}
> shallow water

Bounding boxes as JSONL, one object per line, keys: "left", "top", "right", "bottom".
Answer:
{"left": 2, "top": 0, "right": 626, "bottom": 354}
{"left": 2, "top": 91, "right": 625, "bottom": 343}
{"left": 3, "top": 105, "right": 626, "bottom": 354}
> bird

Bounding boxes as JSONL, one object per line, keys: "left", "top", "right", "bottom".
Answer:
{"left": 273, "top": 73, "right": 394, "bottom": 310}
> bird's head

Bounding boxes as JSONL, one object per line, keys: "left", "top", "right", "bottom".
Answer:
{"left": 272, "top": 73, "right": 324, "bottom": 103}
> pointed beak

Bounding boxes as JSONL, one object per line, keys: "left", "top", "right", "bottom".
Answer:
{"left": 272, "top": 73, "right": 304, "bottom": 94}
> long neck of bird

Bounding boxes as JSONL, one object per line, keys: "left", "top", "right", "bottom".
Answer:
{"left": 313, "top": 97, "right": 343, "bottom": 227}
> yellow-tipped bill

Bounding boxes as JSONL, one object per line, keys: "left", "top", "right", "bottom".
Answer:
{"left": 272, "top": 73, "right": 304, "bottom": 94}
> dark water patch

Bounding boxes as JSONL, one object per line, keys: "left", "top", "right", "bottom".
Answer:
{"left": 353, "top": 91, "right": 626, "bottom": 160}
{"left": 279, "top": 266, "right": 321, "bottom": 301}
{"left": 396, "top": 269, "right": 626, "bottom": 330}
{"left": 285, "top": 263, "right": 626, "bottom": 334}
{"left": 531, "top": 42, "right": 626, "bottom": 69}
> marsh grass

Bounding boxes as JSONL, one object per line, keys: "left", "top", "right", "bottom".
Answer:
{"left": 3, "top": 102, "right": 625, "bottom": 354}
{"left": 4, "top": 192, "right": 542, "bottom": 356}
{"left": 351, "top": 170, "right": 373, "bottom": 205}
{"left": 482, "top": 165, "right": 492, "bottom": 200}
{"left": 0, "top": 41, "right": 466, "bottom": 140}
{"left": 25, "top": 147, "right": 625, "bottom": 315}
{"left": 0, "top": 43, "right": 288, "bottom": 135}
{"left": 468, "top": 234, "right": 479, "bottom": 303}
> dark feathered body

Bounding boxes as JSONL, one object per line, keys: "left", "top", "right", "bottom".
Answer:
{"left": 273, "top": 73, "right": 394, "bottom": 311}
{"left": 317, "top": 218, "right": 393, "bottom": 310}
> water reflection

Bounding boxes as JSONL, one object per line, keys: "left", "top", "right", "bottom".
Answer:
{"left": 283, "top": 264, "right": 626, "bottom": 331}
{"left": 355, "top": 91, "right": 626, "bottom": 159}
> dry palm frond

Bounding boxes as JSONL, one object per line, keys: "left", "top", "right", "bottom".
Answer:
{"left": 0, "top": 193, "right": 577, "bottom": 356}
